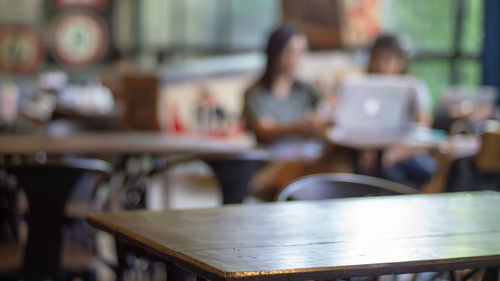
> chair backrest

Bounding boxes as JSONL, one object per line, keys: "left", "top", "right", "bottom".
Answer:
{"left": 277, "top": 173, "right": 419, "bottom": 201}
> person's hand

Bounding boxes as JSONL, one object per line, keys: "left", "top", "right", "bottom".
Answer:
{"left": 259, "top": 116, "right": 277, "bottom": 130}
{"left": 314, "top": 76, "right": 334, "bottom": 96}
{"left": 304, "top": 113, "right": 334, "bottom": 137}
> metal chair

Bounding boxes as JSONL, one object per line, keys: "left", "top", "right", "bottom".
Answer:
{"left": 277, "top": 174, "right": 463, "bottom": 281}
{"left": 277, "top": 173, "right": 419, "bottom": 202}
{"left": 445, "top": 131, "right": 500, "bottom": 192}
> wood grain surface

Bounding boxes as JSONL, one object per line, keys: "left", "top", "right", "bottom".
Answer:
{"left": 87, "top": 191, "right": 500, "bottom": 281}
{"left": 0, "top": 132, "right": 255, "bottom": 156}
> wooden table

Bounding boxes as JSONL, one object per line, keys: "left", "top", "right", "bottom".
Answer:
{"left": 326, "top": 127, "right": 448, "bottom": 150}
{"left": 0, "top": 131, "right": 271, "bottom": 204}
{"left": 326, "top": 126, "right": 480, "bottom": 179}
{"left": 88, "top": 191, "right": 500, "bottom": 281}
{"left": 0, "top": 132, "right": 255, "bottom": 156}
{"left": 0, "top": 131, "right": 266, "bottom": 279}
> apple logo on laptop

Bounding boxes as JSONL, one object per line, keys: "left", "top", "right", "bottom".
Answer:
{"left": 363, "top": 98, "right": 381, "bottom": 117}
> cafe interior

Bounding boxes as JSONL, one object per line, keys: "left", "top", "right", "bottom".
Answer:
{"left": 1, "top": 0, "right": 500, "bottom": 281}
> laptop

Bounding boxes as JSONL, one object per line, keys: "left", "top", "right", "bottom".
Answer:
{"left": 328, "top": 75, "right": 416, "bottom": 146}
{"left": 433, "top": 86, "right": 498, "bottom": 131}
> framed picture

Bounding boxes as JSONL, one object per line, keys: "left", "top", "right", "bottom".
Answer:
{"left": 51, "top": 12, "right": 109, "bottom": 68}
{"left": 0, "top": 25, "right": 45, "bottom": 75}
{"left": 281, "top": 0, "right": 382, "bottom": 48}
{"left": 282, "top": 0, "right": 342, "bottom": 49}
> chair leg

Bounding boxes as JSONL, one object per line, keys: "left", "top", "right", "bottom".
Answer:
{"left": 6, "top": 187, "right": 19, "bottom": 242}
{"left": 114, "top": 240, "right": 127, "bottom": 281}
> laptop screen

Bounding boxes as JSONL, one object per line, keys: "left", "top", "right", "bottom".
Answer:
{"left": 334, "top": 75, "right": 417, "bottom": 133}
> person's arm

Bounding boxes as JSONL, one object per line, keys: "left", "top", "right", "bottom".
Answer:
{"left": 243, "top": 84, "right": 330, "bottom": 143}
{"left": 417, "top": 111, "right": 432, "bottom": 126}
{"left": 251, "top": 115, "right": 323, "bottom": 143}
{"left": 413, "top": 80, "right": 432, "bottom": 126}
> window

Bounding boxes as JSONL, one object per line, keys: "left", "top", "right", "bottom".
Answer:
{"left": 136, "top": 0, "right": 280, "bottom": 54}
{"left": 383, "top": 0, "right": 484, "bottom": 105}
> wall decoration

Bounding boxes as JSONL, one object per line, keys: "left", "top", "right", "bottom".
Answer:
{"left": 0, "top": 25, "right": 45, "bottom": 75}
{"left": 282, "top": 0, "right": 342, "bottom": 49}
{"left": 51, "top": 12, "right": 109, "bottom": 68}
{"left": 341, "top": 0, "right": 382, "bottom": 47}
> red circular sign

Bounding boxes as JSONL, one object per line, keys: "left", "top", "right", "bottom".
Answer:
{"left": 0, "top": 25, "right": 45, "bottom": 75}
{"left": 51, "top": 12, "right": 109, "bottom": 68}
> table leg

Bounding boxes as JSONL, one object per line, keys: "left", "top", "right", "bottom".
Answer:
{"left": 206, "top": 160, "right": 266, "bottom": 204}
{"left": 352, "top": 149, "right": 384, "bottom": 178}
{"left": 351, "top": 151, "right": 358, "bottom": 175}
{"left": 8, "top": 167, "right": 82, "bottom": 280}
{"left": 449, "top": 270, "right": 457, "bottom": 281}
{"left": 484, "top": 267, "right": 499, "bottom": 281}
{"left": 375, "top": 150, "right": 384, "bottom": 178}
{"left": 166, "top": 262, "right": 188, "bottom": 281}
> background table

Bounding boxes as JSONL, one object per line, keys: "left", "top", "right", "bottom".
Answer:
{"left": 326, "top": 126, "right": 448, "bottom": 150}
{"left": 0, "top": 132, "right": 255, "bottom": 156}
{"left": 88, "top": 191, "right": 500, "bottom": 281}
{"left": 0, "top": 131, "right": 271, "bottom": 204}
{"left": 0, "top": 131, "right": 267, "bottom": 279}
{"left": 326, "top": 126, "right": 479, "bottom": 179}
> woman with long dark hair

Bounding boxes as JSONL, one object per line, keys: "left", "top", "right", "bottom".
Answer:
{"left": 368, "top": 35, "right": 431, "bottom": 125}
{"left": 242, "top": 24, "right": 349, "bottom": 201}
{"left": 366, "top": 35, "right": 436, "bottom": 188}
{"left": 243, "top": 24, "right": 327, "bottom": 144}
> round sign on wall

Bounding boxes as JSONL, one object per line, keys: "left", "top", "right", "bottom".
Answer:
{"left": 0, "top": 25, "right": 45, "bottom": 75}
{"left": 52, "top": 12, "right": 109, "bottom": 68}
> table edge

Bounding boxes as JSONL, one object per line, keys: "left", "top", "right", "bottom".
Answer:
{"left": 86, "top": 191, "right": 500, "bottom": 280}
{"left": 86, "top": 213, "right": 229, "bottom": 281}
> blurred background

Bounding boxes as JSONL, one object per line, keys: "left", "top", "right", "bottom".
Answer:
{"left": 1, "top": 1, "right": 500, "bottom": 281}
{"left": 0, "top": 0, "right": 493, "bottom": 132}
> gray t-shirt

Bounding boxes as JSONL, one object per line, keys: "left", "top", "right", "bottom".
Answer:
{"left": 243, "top": 80, "right": 322, "bottom": 142}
